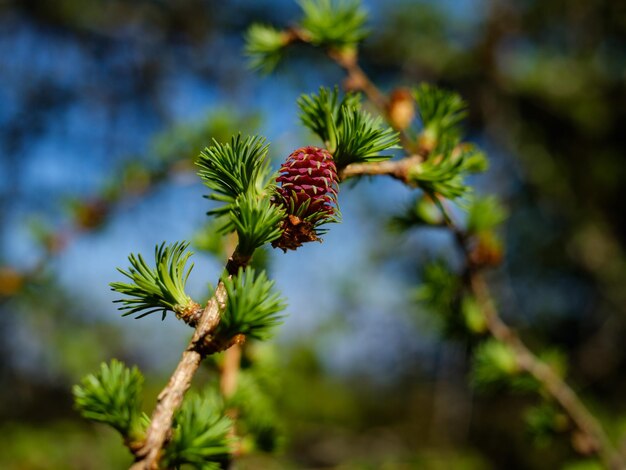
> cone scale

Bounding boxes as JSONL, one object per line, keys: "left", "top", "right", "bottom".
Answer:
{"left": 273, "top": 146, "right": 339, "bottom": 251}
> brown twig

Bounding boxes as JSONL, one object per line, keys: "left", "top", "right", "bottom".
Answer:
{"left": 334, "top": 56, "right": 625, "bottom": 469}
{"left": 341, "top": 132, "right": 624, "bottom": 470}
{"left": 338, "top": 154, "right": 422, "bottom": 182}
{"left": 286, "top": 27, "right": 414, "bottom": 151}
{"left": 469, "top": 271, "right": 618, "bottom": 466}
{"left": 129, "top": 252, "right": 249, "bottom": 470}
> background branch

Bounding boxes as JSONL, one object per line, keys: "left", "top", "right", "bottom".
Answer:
{"left": 334, "top": 55, "right": 625, "bottom": 469}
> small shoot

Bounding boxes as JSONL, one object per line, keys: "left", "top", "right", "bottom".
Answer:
{"left": 245, "top": 24, "right": 291, "bottom": 74}
{"left": 163, "top": 391, "right": 232, "bottom": 469}
{"left": 229, "top": 191, "right": 286, "bottom": 257}
{"left": 110, "top": 242, "right": 197, "bottom": 320}
{"left": 407, "top": 143, "right": 488, "bottom": 201}
{"left": 218, "top": 267, "right": 286, "bottom": 341}
{"left": 197, "top": 135, "right": 272, "bottom": 216}
{"left": 299, "top": 0, "right": 368, "bottom": 49}
{"left": 414, "top": 83, "right": 468, "bottom": 152}
{"left": 466, "top": 195, "right": 508, "bottom": 234}
{"left": 73, "top": 360, "right": 145, "bottom": 442}
{"left": 471, "top": 339, "right": 520, "bottom": 390}
{"left": 298, "top": 87, "right": 399, "bottom": 169}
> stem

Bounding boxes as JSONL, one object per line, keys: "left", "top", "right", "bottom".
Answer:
{"left": 339, "top": 154, "right": 421, "bottom": 182}
{"left": 469, "top": 272, "right": 617, "bottom": 467}
{"left": 220, "top": 345, "right": 242, "bottom": 398}
{"left": 130, "top": 251, "right": 249, "bottom": 470}
{"left": 333, "top": 55, "right": 625, "bottom": 469}
{"left": 220, "top": 344, "right": 243, "bottom": 459}
{"left": 327, "top": 48, "right": 414, "bottom": 151}
{"left": 287, "top": 27, "right": 413, "bottom": 150}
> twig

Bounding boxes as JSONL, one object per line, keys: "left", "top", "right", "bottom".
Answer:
{"left": 469, "top": 271, "right": 618, "bottom": 467}
{"left": 129, "top": 252, "right": 249, "bottom": 470}
{"left": 220, "top": 345, "right": 242, "bottom": 398}
{"left": 335, "top": 58, "right": 625, "bottom": 469}
{"left": 286, "top": 28, "right": 414, "bottom": 150}
{"left": 338, "top": 154, "right": 421, "bottom": 182}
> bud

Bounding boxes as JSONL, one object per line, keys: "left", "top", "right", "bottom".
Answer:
{"left": 272, "top": 146, "right": 339, "bottom": 251}
{"left": 387, "top": 88, "right": 415, "bottom": 131}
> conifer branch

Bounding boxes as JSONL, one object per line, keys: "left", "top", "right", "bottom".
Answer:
{"left": 468, "top": 269, "right": 618, "bottom": 468}
{"left": 332, "top": 56, "right": 624, "bottom": 470}
{"left": 442, "top": 204, "right": 621, "bottom": 469}
{"left": 130, "top": 251, "right": 250, "bottom": 470}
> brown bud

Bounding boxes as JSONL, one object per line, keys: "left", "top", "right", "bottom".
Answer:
{"left": 0, "top": 267, "right": 24, "bottom": 297}
{"left": 470, "top": 232, "right": 504, "bottom": 267}
{"left": 387, "top": 88, "right": 415, "bottom": 131}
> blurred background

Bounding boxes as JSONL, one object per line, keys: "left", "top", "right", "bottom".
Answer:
{"left": 1, "top": 0, "right": 625, "bottom": 468}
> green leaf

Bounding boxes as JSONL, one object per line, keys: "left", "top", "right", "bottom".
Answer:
{"left": 197, "top": 135, "right": 272, "bottom": 216}
{"left": 73, "top": 360, "right": 144, "bottom": 440}
{"left": 163, "top": 390, "right": 232, "bottom": 469}
{"left": 525, "top": 402, "right": 569, "bottom": 448}
{"left": 228, "top": 370, "right": 284, "bottom": 453}
{"left": 415, "top": 261, "right": 459, "bottom": 315}
{"left": 414, "top": 83, "right": 467, "bottom": 146}
{"left": 299, "top": 0, "right": 369, "bottom": 48}
{"left": 471, "top": 339, "right": 520, "bottom": 389}
{"left": 298, "top": 86, "right": 360, "bottom": 149}
{"left": 334, "top": 105, "right": 400, "bottom": 167}
{"left": 219, "top": 267, "right": 286, "bottom": 341}
{"left": 298, "top": 87, "right": 399, "bottom": 168}
{"left": 245, "top": 24, "right": 289, "bottom": 73}
{"left": 466, "top": 195, "right": 507, "bottom": 234}
{"left": 407, "top": 143, "right": 488, "bottom": 200}
{"left": 110, "top": 242, "right": 196, "bottom": 319}
{"left": 229, "top": 191, "right": 285, "bottom": 257}
{"left": 461, "top": 295, "right": 487, "bottom": 334}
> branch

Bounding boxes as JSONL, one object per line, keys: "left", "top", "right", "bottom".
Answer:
{"left": 286, "top": 27, "right": 414, "bottom": 150}
{"left": 129, "top": 252, "right": 250, "bottom": 470}
{"left": 469, "top": 271, "right": 618, "bottom": 466}
{"left": 339, "top": 154, "right": 422, "bottom": 182}
{"left": 333, "top": 55, "right": 625, "bottom": 469}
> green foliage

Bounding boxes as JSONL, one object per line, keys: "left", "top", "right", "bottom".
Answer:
{"left": 163, "top": 391, "right": 232, "bottom": 470}
{"left": 229, "top": 192, "right": 285, "bottom": 257}
{"left": 245, "top": 24, "right": 288, "bottom": 74}
{"left": 73, "top": 360, "right": 144, "bottom": 440}
{"left": 298, "top": 87, "right": 399, "bottom": 168}
{"left": 219, "top": 268, "right": 286, "bottom": 340}
{"left": 299, "top": 0, "right": 368, "bottom": 49}
{"left": 471, "top": 339, "right": 520, "bottom": 389}
{"left": 415, "top": 261, "right": 460, "bottom": 317}
{"left": 229, "top": 371, "right": 284, "bottom": 453}
{"left": 197, "top": 134, "right": 284, "bottom": 255}
{"left": 538, "top": 348, "right": 568, "bottom": 380}
{"left": 334, "top": 105, "right": 400, "bottom": 167}
{"left": 407, "top": 143, "right": 488, "bottom": 200}
{"left": 525, "top": 402, "right": 569, "bottom": 448}
{"left": 414, "top": 83, "right": 467, "bottom": 145}
{"left": 110, "top": 242, "right": 195, "bottom": 320}
{"left": 466, "top": 196, "right": 508, "bottom": 234}
{"left": 406, "top": 84, "right": 488, "bottom": 200}
{"left": 244, "top": 0, "right": 368, "bottom": 71}
{"left": 562, "top": 460, "right": 604, "bottom": 470}
{"left": 197, "top": 135, "right": 272, "bottom": 216}
{"left": 473, "top": 342, "right": 568, "bottom": 394}
{"left": 298, "top": 86, "right": 360, "bottom": 148}
{"left": 461, "top": 295, "right": 487, "bottom": 334}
